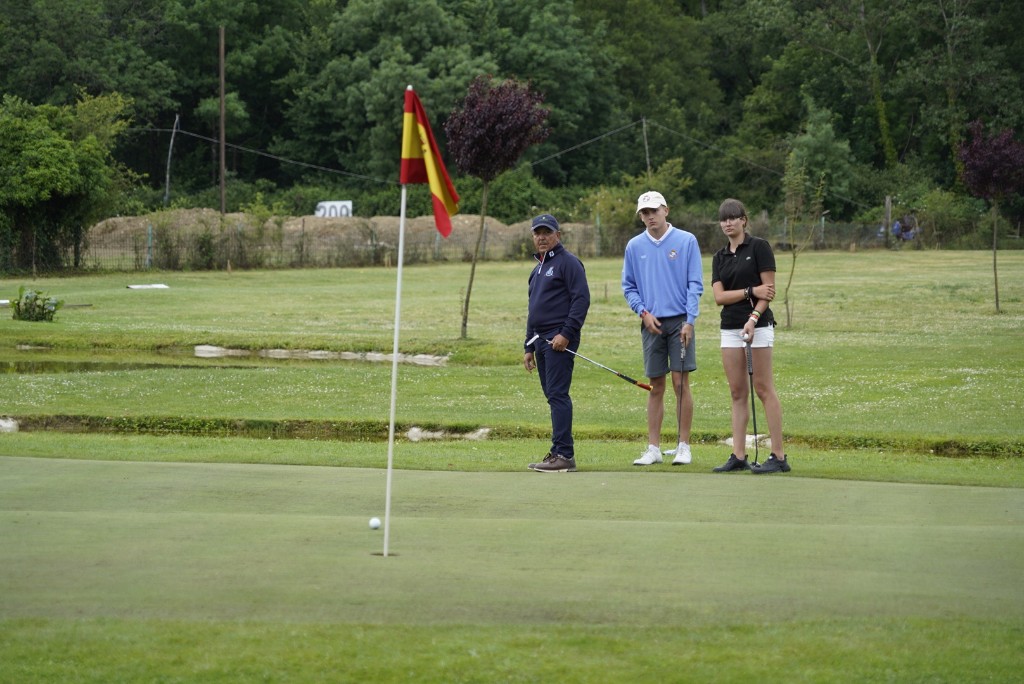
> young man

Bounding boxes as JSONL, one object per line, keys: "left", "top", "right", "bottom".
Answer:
{"left": 622, "top": 191, "right": 704, "bottom": 466}
{"left": 523, "top": 214, "right": 590, "bottom": 472}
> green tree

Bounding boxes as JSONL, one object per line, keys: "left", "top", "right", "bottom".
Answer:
{"left": 0, "top": 93, "right": 132, "bottom": 272}
{"left": 275, "top": 0, "right": 493, "bottom": 185}
{"left": 480, "top": 0, "right": 626, "bottom": 186}
{"left": 157, "top": 0, "right": 310, "bottom": 189}
{"left": 0, "top": 0, "right": 1022, "bottom": 240}
{"left": 573, "top": 0, "right": 721, "bottom": 187}
{"left": 895, "top": 0, "right": 1024, "bottom": 184}
{"left": 789, "top": 97, "right": 856, "bottom": 216}
{"left": 701, "top": 1, "right": 825, "bottom": 209}
{"left": 0, "top": 0, "right": 178, "bottom": 196}
{"left": 582, "top": 158, "right": 695, "bottom": 255}
{"left": 0, "top": 0, "right": 177, "bottom": 120}
{"left": 835, "top": 0, "right": 901, "bottom": 169}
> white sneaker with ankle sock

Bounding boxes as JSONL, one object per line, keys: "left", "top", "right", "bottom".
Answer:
{"left": 633, "top": 444, "right": 663, "bottom": 466}
{"left": 669, "top": 442, "right": 691, "bottom": 465}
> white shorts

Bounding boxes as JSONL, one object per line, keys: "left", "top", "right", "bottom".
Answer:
{"left": 720, "top": 326, "right": 775, "bottom": 349}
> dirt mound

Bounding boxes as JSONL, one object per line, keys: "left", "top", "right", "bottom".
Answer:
{"left": 93, "top": 210, "right": 589, "bottom": 242}
{"left": 87, "top": 209, "right": 598, "bottom": 268}
{"left": 91, "top": 209, "right": 239, "bottom": 238}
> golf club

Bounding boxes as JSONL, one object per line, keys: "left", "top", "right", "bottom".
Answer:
{"left": 527, "top": 334, "right": 652, "bottom": 391}
{"left": 674, "top": 339, "right": 684, "bottom": 455}
{"left": 743, "top": 333, "right": 760, "bottom": 465}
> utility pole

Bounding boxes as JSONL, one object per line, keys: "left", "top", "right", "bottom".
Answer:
{"left": 164, "top": 114, "right": 179, "bottom": 207}
{"left": 219, "top": 26, "right": 226, "bottom": 215}
{"left": 641, "top": 116, "right": 651, "bottom": 182}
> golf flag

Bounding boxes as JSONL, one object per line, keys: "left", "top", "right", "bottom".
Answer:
{"left": 400, "top": 86, "right": 460, "bottom": 237}
{"left": 383, "top": 85, "right": 460, "bottom": 557}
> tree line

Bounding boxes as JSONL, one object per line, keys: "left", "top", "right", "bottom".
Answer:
{"left": 2, "top": 0, "right": 1023, "bottom": 272}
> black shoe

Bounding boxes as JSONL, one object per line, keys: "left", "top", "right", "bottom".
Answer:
{"left": 531, "top": 454, "right": 577, "bottom": 473}
{"left": 713, "top": 454, "right": 751, "bottom": 472}
{"left": 751, "top": 454, "right": 790, "bottom": 474}
{"left": 528, "top": 452, "right": 553, "bottom": 470}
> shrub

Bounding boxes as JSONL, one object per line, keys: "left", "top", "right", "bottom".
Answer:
{"left": 11, "top": 286, "right": 63, "bottom": 321}
{"left": 915, "top": 189, "right": 986, "bottom": 247}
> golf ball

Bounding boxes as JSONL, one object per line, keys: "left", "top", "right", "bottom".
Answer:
{"left": 369, "top": 517, "right": 381, "bottom": 530}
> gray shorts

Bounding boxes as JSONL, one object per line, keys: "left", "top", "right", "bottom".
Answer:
{"left": 641, "top": 314, "right": 696, "bottom": 378}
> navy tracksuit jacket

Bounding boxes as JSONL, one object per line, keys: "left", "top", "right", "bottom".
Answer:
{"left": 524, "top": 243, "right": 590, "bottom": 457}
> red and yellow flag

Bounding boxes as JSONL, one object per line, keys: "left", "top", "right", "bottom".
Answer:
{"left": 400, "top": 87, "right": 460, "bottom": 237}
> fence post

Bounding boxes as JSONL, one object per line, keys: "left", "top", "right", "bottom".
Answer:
{"left": 884, "top": 195, "right": 892, "bottom": 249}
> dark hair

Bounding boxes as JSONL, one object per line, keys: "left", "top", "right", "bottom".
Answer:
{"left": 718, "top": 198, "right": 747, "bottom": 222}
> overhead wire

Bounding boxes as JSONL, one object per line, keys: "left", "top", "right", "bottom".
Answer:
{"left": 132, "top": 117, "right": 872, "bottom": 211}
{"left": 130, "top": 126, "right": 394, "bottom": 185}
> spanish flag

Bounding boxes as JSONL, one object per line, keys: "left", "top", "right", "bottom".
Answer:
{"left": 400, "top": 86, "right": 460, "bottom": 237}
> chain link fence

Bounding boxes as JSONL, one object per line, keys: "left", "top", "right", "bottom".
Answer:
{"left": 45, "top": 209, "right": 889, "bottom": 273}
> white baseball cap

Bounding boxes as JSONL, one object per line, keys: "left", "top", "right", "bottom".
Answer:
{"left": 636, "top": 191, "right": 667, "bottom": 213}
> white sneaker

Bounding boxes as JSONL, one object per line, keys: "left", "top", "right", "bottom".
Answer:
{"left": 633, "top": 444, "right": 663, "bottom": 466}
{"left": 670, "top": 442, "right": 692, "bottom": 465}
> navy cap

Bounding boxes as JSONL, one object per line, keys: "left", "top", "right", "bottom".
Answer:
{"left": 531, "top": 214, "right": 560, "bottom": 232}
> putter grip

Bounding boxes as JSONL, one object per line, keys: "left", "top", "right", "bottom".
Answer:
{"left": 619, "top": 373, "right": 652, "bottom": 391}
{"left": 746, "top": 345, "right": 753, "bottom": 374}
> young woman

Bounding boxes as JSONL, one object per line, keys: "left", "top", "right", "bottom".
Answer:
{"left": 710, "top": 198, "right": 789, "bottom": 474}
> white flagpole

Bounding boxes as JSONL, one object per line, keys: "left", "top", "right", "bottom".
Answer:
{"left": 382, "top": 185, "right": 409, "bottom": 557}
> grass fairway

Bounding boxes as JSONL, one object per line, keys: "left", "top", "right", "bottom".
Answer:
{"left": 3, "top": 252, "right": 1023, "bottom": 453}
{"left": 2, "top": 455, "right": 1023, "bottom": 682}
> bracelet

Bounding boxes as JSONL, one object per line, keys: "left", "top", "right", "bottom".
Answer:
{"left": 744, "top": 286, "right": 752, "bottom": 300}
{"left": 749, "top": 310, "right": 761, "bottom": 320}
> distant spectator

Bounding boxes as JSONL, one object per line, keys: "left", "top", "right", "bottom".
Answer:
{"left": 900, "top": 213, "right": 917, "bottom": 241}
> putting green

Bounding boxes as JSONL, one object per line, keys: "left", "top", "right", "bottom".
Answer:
{"left": 3, "top": 456, "right": 1022, "bottom": 626}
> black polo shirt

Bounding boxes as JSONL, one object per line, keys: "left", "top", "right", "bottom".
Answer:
{"left": 711, "top": 234, "right": 776, "bottom": 329}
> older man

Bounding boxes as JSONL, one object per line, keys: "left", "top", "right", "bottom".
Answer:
{"left": 523, "top": 214, "right": 590, "bottom": 473}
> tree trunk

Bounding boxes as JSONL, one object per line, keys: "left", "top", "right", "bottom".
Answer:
{"left": 461, "top": 181, "right": 490, "bottom": 339}
{"left": 940, "top": 0, "right": 970, "bottom": 182}
{"left": 858, "top": 1, "right": 897, "bottom": 168}
{"left": 992, "top": 203, "right": 1000, "bottom": 313}
{"left": 784, "top": 250, "right": 798, "bottom": 329}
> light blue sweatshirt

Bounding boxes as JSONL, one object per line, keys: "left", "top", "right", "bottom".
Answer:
{"left": 622, "top": 224, "right": 703, "bottom": 325}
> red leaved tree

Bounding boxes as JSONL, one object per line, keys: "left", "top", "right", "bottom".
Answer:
{"left": 958, "top": 120, "right": 1024, "bottom": 313}
{"left": 444, "top": 76, "right": 550, "bottom": 339}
